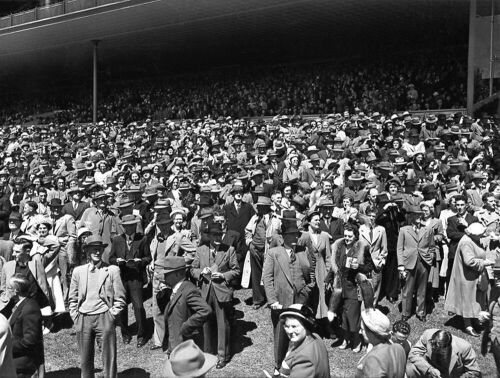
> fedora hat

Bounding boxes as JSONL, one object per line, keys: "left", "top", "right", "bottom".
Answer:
{"left": 163, "top": 339, "right": 217, "bottom": 378}
{"left": 8, "top": 212, "right": 22, "bottom": 222}
{"left": 83, "top": 235, "right": 108, "bottom": 249}
{"left": 156, "top": 213, "right": 173, "bottom": 225}
{"left": 256, "top": 196, "right": 272, "bottom": 206}
{"left": 48, "top": 198, "right": 63, "bottom": 208}
{"left": 121, "top": 214, "right": 140, "bottom": 225}
{"left": 67, "top": 186, "right": 84, "bottom": 194}
{"left": 361, "top": 308, "right": 391, "bottom": 338}
{"left": 280, "top": 210, "right": 299, "bottom": 234}
{"left": 317, "top": 198, "right": 335, "bottom": 208}
{"left": 93, "top": 191, "right": 109, "bottom": 200}
{"left": 348, "top": 172, "right": 365, "bottom": 182}
{"left": 279, "top": 304, "right": 316, "bottom": 330}
{"left": 163, "top": 256, "right": 187, "bottom": 275}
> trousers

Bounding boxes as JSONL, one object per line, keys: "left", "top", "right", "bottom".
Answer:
{"left": 76, "top": 312, "right": 117, "bottom": 378}
{"left": 402, "top": 255, "right": 430, "bottom": 317}
{"left": 204, "top": 285, "right": 231, "bottom": 362}
{"left": 152, "top": 270, "right": 165, "bottom": 348}
{"left": 120, "top": 279, "right": 146, "bottom": 339}
{"left": 249, "top": 243, "right": 266, "bottom": 305}
{"left": 271, "top": 309, "right": 289, "bottom": 369}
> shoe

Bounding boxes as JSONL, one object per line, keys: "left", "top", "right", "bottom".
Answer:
{"left": 150, "top": 345, "right": 162, "bottom": 350}
{"left": 416, "top": 315, "right": 426, "bottom": 322}
{"left": 122, "top": 334, "right": 132, "bottom": 344}
{"left": 137, "top": 338, "right": 147, "bottom": 348}
{"left": 338, "top": 339, "right": 349, "bottom": 350}
{"left": 388, "top": 297, "right": 398, "bottom": 304}
{"left": 42, "top": 326, "right": 51, "bottom": 335}
{"left": 272, "top": 369, "right": 281, "bottom": 377}
{"left": 401, "top": 315, "right": 410, "bottom": 322}
{"left": 252, "top": 303, "right": 265, "bottom": 310}
{"left": 352, "top": 343, "right": 362, "bottom": 353}
{"left": 465, "top": 327, "right": 480, "bottom": 337}
{"left": 216, "top": 360, "right": 227, "bottom": 369}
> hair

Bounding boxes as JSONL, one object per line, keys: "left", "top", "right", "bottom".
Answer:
{"left": 14, "top": 239, "right": 33, "bottom": 252}
{"left": 365, "top": 205, "right": 377, "bottom": 215}
{"left": 344, "top": 224, "right": 359, "bottom": 239}
{"left": 9, "top": 274, "right": 31, "bottom": 297}
{"left": 430, "top": 330, "right": 452, "bottom": 351}
{"left": 482, "top": 192, "right": 494, "bottom": 202}
{"left": 453, "top": 194, "right": 467, "bottom": 204}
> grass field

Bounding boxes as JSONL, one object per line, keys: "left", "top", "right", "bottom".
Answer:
{"left": 44, "top": 288, "right": 498, "bottom": 378}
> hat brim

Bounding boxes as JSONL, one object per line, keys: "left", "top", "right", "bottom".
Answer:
{"left": 83, "top": 242, "right": 108, "bottom": 249}
{"left": 163, "top": 352, "right": 217, "bottom": 378}
{"left": 163, "top": 265, "right": 187, "bottom": 275}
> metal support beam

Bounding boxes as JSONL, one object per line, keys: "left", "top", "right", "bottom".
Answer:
{"left": 490, "top": 0, "right": 495, "bottom": 97}
{"left": 92, "top": 40, "right": 99, "bottom": 124}
{"left": 467, "top": 0, "right": 477, "bottom": 115}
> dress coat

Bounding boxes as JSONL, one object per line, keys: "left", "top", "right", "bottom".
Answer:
{"left": 9, "top": 298, "right": 44, "bottom": 377}
{"left": 396, "top": 226, "right": 436, "bottom": 270}
{"left": 444, "top": 235, "right": 489, "bottom": 318}
{"left": 79, "top": 207, "right": 120, "bottom": 263}
{"left": 164, "top": 280, "right": 211, "bottom": 353}
{"left": 297, "top": 230, "right": 331, "bottom": 319}
{"left": 355, "top": 342, "right": 406, "bottom": 378}
{"left": 108, "top": 233, "right": 152, "bottom": 283}
{"left": 281, "top": 333, "right": 330, "bottom": 378}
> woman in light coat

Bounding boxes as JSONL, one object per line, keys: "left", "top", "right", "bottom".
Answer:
{"left": 444, "top": 223, "right": 494, "bottom": 337}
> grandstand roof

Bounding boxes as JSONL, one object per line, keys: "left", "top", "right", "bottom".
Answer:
{"left": 0, "top": 0, "right": 495, "bottom": 92}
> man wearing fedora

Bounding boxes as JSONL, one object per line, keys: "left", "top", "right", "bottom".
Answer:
{"left": 191, "top": 221, "right": 240, "bottom": 369}
{"left": 163, "top": 255, "right": 211, "bottom": 356}
{"left": 109, "top": 214, "right": 151, "bottom": 348}
{"left": 69, "top": 235, "right": 126, "bottom": 378}
{"left": 2, "top": 211, "right": 25, "bottom": 243}
{"left": 262, "top": 210, "right": 313, "bottom": 376}
{"left": 62, "top": 186, "right": 90, "bottom": 224}
{"left": 49, "top": 198, "right": 77, "bottom": 307}
{"left": 163, "top": 339, "right": 217, "bottom": 378}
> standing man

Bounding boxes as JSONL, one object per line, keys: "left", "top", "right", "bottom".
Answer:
{"left": 262, "top": 210, "right": 312, "bottom": 377}
{"left": 62, "top": 186, "right": 89, "bottom": 224}
{"left": 109, "top": 214, "right": 151, "bottom": 348}
{"left": 191, "top": 222, "right": 240, "bottom": 369}
{"left": 163, "top": 256, "right": 211, "bottom": 356}
{"left": 68, "top": 235, "right": 126, "bottom": 378}
{"left": 397, "top": 210, "right": 436, "bottom": 322}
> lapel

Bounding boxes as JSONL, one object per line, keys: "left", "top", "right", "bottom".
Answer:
{"left": 28, "top": 260, "right": 37, "bottom": 279}
{"left": 406, "top": 226, "right": 418, "bottom": 243}
{"left": 164, "top": 233, "right": 177, "bottom": 253}
{"left": 276, "top": 248, "right": 293, "bottom": 287}
{"left": 9, "top": 298, "right": 28, "bottom": 327}
{"left": 121, "top": 234, "right": 131, "bottom": 256}
{"left": 98, "top": 265, "right": 109, "bottom": 289}
{"left": 54, "top": 216, "right": 63, "bottom": 235}
{"left": 167, "top": 281, "right": 185, "bottom": 314}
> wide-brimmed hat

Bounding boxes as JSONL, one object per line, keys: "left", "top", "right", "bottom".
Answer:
{"left": 230, "top": 184, "right": 244, "bottom": 194}
{"left": 156, "top": 213, "right": 173, "bottom": 225}
{"left": 83, "top": 235, "right": 108, "bottom": 249}
{"left": 279, "top": 304, "right": 316, "bottom": 330}
{"left": 48, "top": 198, "right": 63, "bottom": 208}
{"left": 163, "top": 339, "right": 217, "bottom": 378}
{"left": 67, "top": 186, "right": 84, "bottom": 195}
{"left": 77, "top": 227, "right": 92, "bottom": 239}
{"left": 348, "top": 172, "right": 365, "bottom": 182}
{"left": 256, "top": 196, "right": 272, "bottom": 206}
{"left": 317, "top": 198, "right": 335, "bottom": 208}
{"left": 163, "top": 256, "right": 187, "bottom": 274}
{"left": 361, "top": 308, "right": 391, "bottom": 338}
{"left": 471, "top": 172, "right": 485, "bottom": 181}
{"left": 466, "top": 222, "right": 486, "bottom": 236}
{"left": 121, "top": 214, "right": 140, "bottom": 225}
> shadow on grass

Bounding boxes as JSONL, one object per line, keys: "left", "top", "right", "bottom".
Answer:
{"left": 119, "top": 368, "right": 150, "bottom": 377}
{"left": 230, "top": 310, "right": 257, "bottom": 355}
{"left": 52, "top": 312, "right": 74, "bottom": 332}
{"left": 46, "top": 367, "right": 82, "bottom": 377}
{"left": 444, "top": 315, "right": 464, "bottom": 331}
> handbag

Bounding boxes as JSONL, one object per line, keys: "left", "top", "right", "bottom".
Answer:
{"left": 478, "top": 270, "right": 489, "bottom": 292}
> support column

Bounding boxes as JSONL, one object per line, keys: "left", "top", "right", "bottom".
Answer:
{"left": 92, "top": 40, "right": 100, "bottom": 124}
{"left": 467, "top": 0, "right": 477, "bottom": 115}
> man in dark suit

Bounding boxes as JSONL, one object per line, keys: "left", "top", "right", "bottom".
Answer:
{"left": 397, "top": 211, "right": 436, "bottom": 322}
{"left": 222, "top": 184, "right": 255, "bottom": 264}
{"left": 62, "top": 186, "right": 90, "bottom": 223}
{"left": 163, "top": 256, "right": 211, "bottom": 357}
{"left": 109, "top": 214, "right": 151, "bottom": 348}
{"left": 2, "top": 212, "right": 24, "bottom": 242}
{"left": 317, "top": 198, "right": 344, "bottom": 242}
{"left": 445, "top": 195, "right": 478, "bottom": 289}
{"left": 9, "top": 275, "right": 45, "bottom": 378}
{"left": 262, "top": 210, "right": 313, "bottom": 376}
{"left": 191, "top": 223, "right": 240, "bottom": 369}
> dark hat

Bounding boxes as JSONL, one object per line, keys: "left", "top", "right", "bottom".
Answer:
{"left": 279, "top": 304, "right": 315, "bottom": 330}
{"left": 93, "top": 191, "right": 109, "bottom": 200}
{"left": 156, "top": 214, "right": 173, "bottom": 225}
{"left": 196, "top": 196, "right": 214, "bottom": 207}
{"left": 48, "top": 198, "right": 63, "bottom": 208}
{"left": 422, "top": 184, "right": 437, "bottom": 195}
{"left": 281, "top": 210, "right": 299, "bottom": 234}
{"left": 256, "top": 196, "right": 272, "bottom": 206}
{"left": 83, "top": 235, "right": 108, "bottom": 249}
{"left": 163, "top": 256, "right": 187, "bottom": 274}
{"left": 8, "top": 212, "right": 22, "bottom": 222}
{"left": 121, "top": 214, "right": 140, "bottom": 225}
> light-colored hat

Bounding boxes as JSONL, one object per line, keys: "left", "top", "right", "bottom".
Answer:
{"left": 163, "top": 339, "right": 217, "bottom": 378}
{"left": 466, "top": 222, "right": 486, "bottom": 237}
{"left": 361, "top": 308, "right": 391, "bottom": 338}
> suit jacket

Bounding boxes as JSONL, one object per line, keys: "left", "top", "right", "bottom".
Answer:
{"left": 283, "top": 333, "right": 331, "bottom": 378}
{"left": 447, "top": 213, "right": 478, "bottom": 261}
{"left": 61, "top": 201, "right": 89, "bottom": 221}
{"left": 222, "top": 229, "right": 240, "bottom": 249}
{"left": 80, "top": 207, "right": 120, "bottom": 263}
{"left": 109, "top": 233, "right": 152, "bottom": 282}
{"left": 355, "top": 342, "right": 406, "bottom": 378}
{"left": 223, "top": 201, "right": 255, "bottom": 238}
{"left": 68, "top": 262, "right": 126, "bottom": 323}
{"left": 164, "top": 280, "right": 211, "bottom": 353}
{"left": 408, "top": 328, "right": 481, "bottom": 378}
{"left": 397, "top": 225, "right": 436, "bottom": 270}
{"left": 51, "top": 214, "right": 76, "bottom": 260}
{"left": 359, "top": 224, "right": 388, "bottom": 267}
{"left": 9, "top": 298, "right": 44, "bottom": 376}
{"left": 262, "top": 246, "right": 312, "bottom": 308}
{"left": 191, "top": 244, "right": 240, "bottom": 303}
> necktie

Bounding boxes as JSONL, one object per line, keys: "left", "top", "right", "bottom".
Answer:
{"left": 369, "top": 227, "right": 373, "bottom": 242}
{"left": 289, "top": 248, "right": 296, "bottom": 263}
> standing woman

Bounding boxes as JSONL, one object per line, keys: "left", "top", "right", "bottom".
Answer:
{"left": 445, "top": 223, "right": 494, "bottom": 337}
{"left": 297, "top": 212, "right": 331, "bottom": 330}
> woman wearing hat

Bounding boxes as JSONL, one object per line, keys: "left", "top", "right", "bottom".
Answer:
{"left": 278, "top": 304, "right": 330, "bottom": 378}
{"left": 445, "top": 223, "right": 495, "bottom": 337}
{"left": 282, "top": 154, "right": 303, "bottom": 184}
{"left": 297, "top": 211, "right": 331, "bottom": 326}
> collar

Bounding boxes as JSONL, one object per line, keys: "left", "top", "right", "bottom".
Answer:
{"left": 89, "top": 261, "right": 103, "bottom": 272}
{"left": 172, "top": 279, "right": 184, "bottom": 295}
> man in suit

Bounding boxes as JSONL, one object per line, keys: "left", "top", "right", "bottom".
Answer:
{"left": 445, "top": 195, "right": 478, "bottom": 289}
{"left": 397, "top": 210, "right": 436, "bottom": 322}
{"left": 8, "top": 274, "right": 45, "bottom": 378}
{"left": 191, "top": 222, "right": 240, "bottom": 369}
{"left": 262, "top": 211, "right": 313, "bottom": 376}
{"left": 163, "top": 255, "right": 211, "bottom": 357}
{"left": 317, "top": 198, "right": 344, "bottom": 242}
{"left": 223, "top": 184, "right": 255, "bottom": 265}
{"left": 2, "top": 211, "right": 24, "bottom": 242}
{"left": 359, "top": 205, "right": 387, "bottom": 307}
{"left": 109, "top": 214, "right": 151, "bottom": 348}
{"left": 406, "top": 329, "right": 481, "bottom": 378}
{"left": 49, "top": 198, "right": 76, "bottom": 307}
{"left": 69, "top": 235, "right": 126, "bottom": 378}
{"left": 62, "top": 186, "right": 90, "bottom": 224}
{"left": 466, "top": 173, "right": 486, "bottom": 212}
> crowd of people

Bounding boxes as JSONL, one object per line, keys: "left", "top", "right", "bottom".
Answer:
{"left": 0, "top": 46, "right": 468, "bottom": 126}
{"left": 0, "top": 107, "right": 499, "bottom": 377}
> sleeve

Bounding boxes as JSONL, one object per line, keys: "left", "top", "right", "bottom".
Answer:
{"left": 461, "top": 240, "right": 487, "bottom": 272}
{"left": 181, "top": 288, "right": 212, "bottom": 337}
{"left": 397, "top": 228, "right": 405, "bottom": 267}
{"left": 108, "top": 238, "right": 119, "bottom": 266}
{"left": 140, "top": 238, "right": 152, "bottom": 266}
{"left": 379, "top": 228, "right": 388, "bottom": 261}
{"left": 262, "top": 250, "right": 278, "bottom": 304}
{"left": 11, "top": 304, "right": 42, "bottom": 358}
{"left": 460, "top": 341, "right": 482, "bottom": 377}
{"left": 190, "top": 249, "right": 202, "bottom": 281}
{"left": 68, "top": 269, "right": 80, "bottom": 321}
{"left": 289, "top": 355, "right": 316, "bottom": 378}
{"left": 110, "top": 267, "right": 126, "bottom": 317}
{"left": 408, "top": 332, "right": 433, "bottom": 376}
{"left": 447, "top": 218, "right": 466, "bottom": 243}
{"left": 222, "top": 247, "right": 241, "bottom": 283}
{"left": 66, "top": 216, "right": 77, "bottom": 264}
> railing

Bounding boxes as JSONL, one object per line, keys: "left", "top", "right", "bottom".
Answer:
{"left": 0, "top": 0, "right": 125, "bottom": 29}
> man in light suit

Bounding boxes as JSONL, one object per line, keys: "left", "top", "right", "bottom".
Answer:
{"left": 262, "top": 210, "right": 313, "bottom": 376}
{"left": 49, "top": 198, "right": 76, "bottom": 307}
{"left": 397, "top": 210, "right": 436, "bottom": 322}
{"left": 61, "top": 186, "right": 90, "bottom": 223}
{"left": 109, "top": 214, "right": 151, "bottom": 348}
{"left": 69, "top": 235, "right": 126, "bottom": 378}
{"left": 359, "top": 205, "right": 387, "bottom": 307}
{"left": 191, "top": 222, "right": 240, "bottom": 369}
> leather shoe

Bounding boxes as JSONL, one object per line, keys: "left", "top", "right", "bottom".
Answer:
{"left": 416, "top": 315, "right": 426, "bottom": 322}
{"left": 252, "top": 303, "right": 265, "bottom": 310}
{"left": 216, "top": 360, "right": 227, "bottom": 369}
{"left": 137, "top": 338, "right": 147, "bottom": 348}
{"left": 150, "top": 345, "right": 162, "bottom": 351}
{"left": 465, "top": 327, "right": 480, "bottom": 337}
{"left": 122, "top": 335, "right": 132, "bottom": 345}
